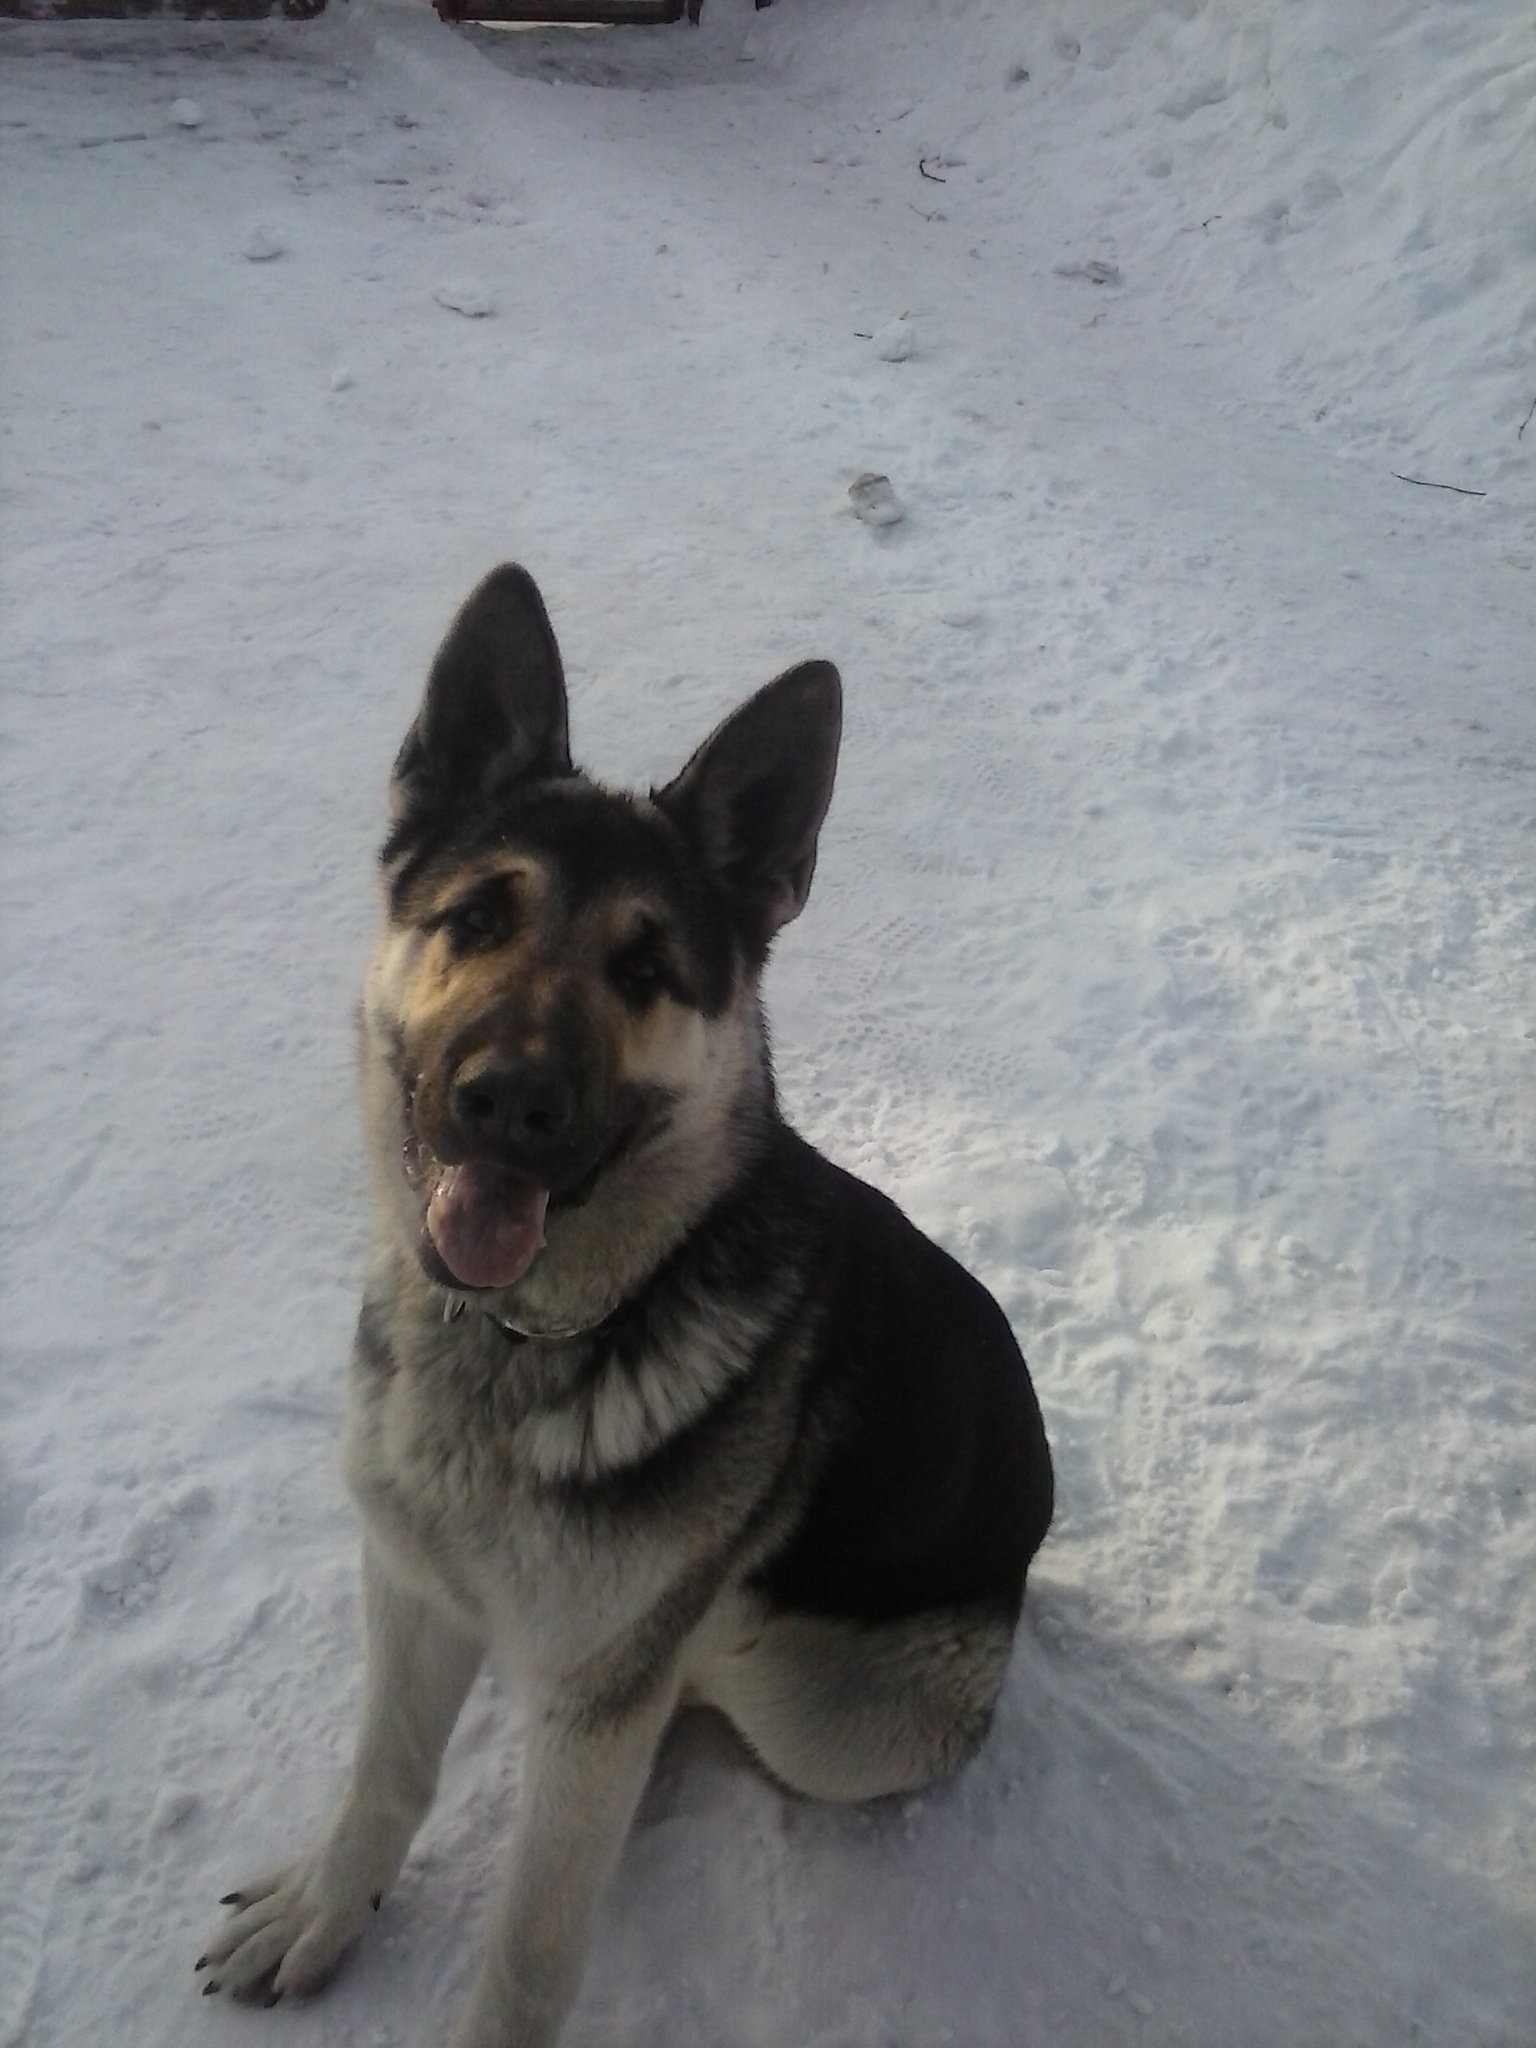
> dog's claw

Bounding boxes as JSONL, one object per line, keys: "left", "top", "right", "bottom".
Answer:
{"left": 263, "top": 1988, "right": 284, "bottom": 2009}
{"left": 195, "top": 1955, "right": 208, "bottom": 1973}
{"left": 371, "top": 1891, "right": 382, "bottom": 1910}
{"left": 219, "top": 1891, "right": 245, "bottom": 1907}
{"left": 202, "top": 1979, "right": 220, "bottom": 1996}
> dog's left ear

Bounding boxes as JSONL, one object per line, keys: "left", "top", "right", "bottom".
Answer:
{"left": 658, "top": 661, "right": 842, "bottom": 957}
{"left": 390, "top": 565, "right": 572, "bottom": 832}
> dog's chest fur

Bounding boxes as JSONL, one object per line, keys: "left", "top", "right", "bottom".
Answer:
{"left": 341, "top": 1257, "right": 807, "bottom": 1690}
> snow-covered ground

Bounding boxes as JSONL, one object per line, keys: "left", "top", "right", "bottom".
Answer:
{"left": 2, "top": 2, "right": 1533, "bottom": 2043}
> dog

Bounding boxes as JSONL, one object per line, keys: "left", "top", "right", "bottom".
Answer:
{"left": 197, "top": 566, "right": 1053, "bottom": 2047}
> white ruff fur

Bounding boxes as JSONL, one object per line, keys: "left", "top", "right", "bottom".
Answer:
{"left": 520, "top": 1299, "right": 775, "bottom": 1482}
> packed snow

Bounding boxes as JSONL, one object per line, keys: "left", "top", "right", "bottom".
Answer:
{"left": 2, "top": 2, "right": 1533, "bottom": 2045}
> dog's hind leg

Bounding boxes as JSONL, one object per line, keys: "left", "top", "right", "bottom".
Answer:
{"left": 198, "top": 1542, "right": 483, "bottom": 2003}
{"left": 697, "top": 1603, "right": 1015, "bottom": 1804}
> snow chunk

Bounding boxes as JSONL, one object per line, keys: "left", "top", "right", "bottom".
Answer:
{"left": 434, "top": 281, "right": 498, "bottom": 319}
{"left": 871, "top": 317, "right": 914, "bottom": 362}
{"left": 149, "top": 1785, "right": 199, "bottom": 1834}
{"left": 848, "top": 473, "right": 904, "bottom": 526}
{"left": 1056, "top": 258, "right": 1121, "bottom": 286}
{"left": 170, "top": 98, "right": 203, "bottom": 130}
{"left": 242, "top": 224, "right": 286, "bottom": 264}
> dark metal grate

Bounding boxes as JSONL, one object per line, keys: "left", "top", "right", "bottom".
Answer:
{"left": 434, "top": 0, "right": 685, "bottom": 21}
{"left": 0, "top": 0, "right": 325, "bottom": 15}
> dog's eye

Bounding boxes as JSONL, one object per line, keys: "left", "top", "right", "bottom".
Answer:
{"left": 437, "top": 881, "right": 514, "bottom": 954}
{"left": 608, "top": 930, "right": 671, "bottom": 1009}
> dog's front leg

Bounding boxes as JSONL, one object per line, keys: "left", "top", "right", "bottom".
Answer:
{"left": 200, "top": 1541, "right": 483, "bottom": 2002}
{"left": 448, "top": 1678, "right": 679, "bottom": 2048}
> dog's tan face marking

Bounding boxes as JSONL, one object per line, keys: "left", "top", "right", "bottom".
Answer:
{"left": 393, "top": 860, "right": 700, "bottom": 1083}
{"left": 366, "top": 846, "right": 732, "bottom": 1292}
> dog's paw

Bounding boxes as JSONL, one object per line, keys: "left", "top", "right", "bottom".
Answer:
{"left": 195, "top": 1854, "right": 379, "bottom": 2005}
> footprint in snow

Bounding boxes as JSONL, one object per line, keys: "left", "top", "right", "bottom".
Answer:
{"left": 79, "top": 1485, "right": 214, "bottom": 1622}
{"left": 0, "top": 1741, "right": 91, "bottom": 2047}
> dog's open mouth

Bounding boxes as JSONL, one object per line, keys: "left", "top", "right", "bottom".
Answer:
{"left": 424, "top": 1162, "right": 550, "bottom": 1292}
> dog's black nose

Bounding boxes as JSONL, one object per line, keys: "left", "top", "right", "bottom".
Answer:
{"left": 451, "top": 1059, "right": 574, "bottom": 1150}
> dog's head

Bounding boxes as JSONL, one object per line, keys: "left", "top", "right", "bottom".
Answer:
{"left": 363, "top": 565, "right": 841, "bottom": 1315}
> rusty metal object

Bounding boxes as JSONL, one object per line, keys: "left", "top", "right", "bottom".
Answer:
{"left": 0, "top": 0, "right": 324, "bottom": 15}
{"left": 434, "top": 0, "right": 685, "bottom": 23}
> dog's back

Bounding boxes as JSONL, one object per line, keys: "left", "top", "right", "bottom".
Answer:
{"left": 750, "top": 1128, "right": 1053, "bottom": 1630}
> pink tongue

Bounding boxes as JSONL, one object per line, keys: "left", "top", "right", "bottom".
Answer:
{"left": 426, "top": 1164, "right": 549, "bottom": 1291}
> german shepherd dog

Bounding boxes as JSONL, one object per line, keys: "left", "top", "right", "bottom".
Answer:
{"left": 198, "top": 567, "right": 1053, "bottom": 2047}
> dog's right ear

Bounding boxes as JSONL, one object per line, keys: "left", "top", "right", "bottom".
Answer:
{"left": 389, "top": 565, "right": 571, "bottom": 833}
{"left": 657, "top": 660, "right": 842, "bottom": 962}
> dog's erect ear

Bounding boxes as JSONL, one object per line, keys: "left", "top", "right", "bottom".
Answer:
{"left": 391, "top": 566, "right": 571, "bottom": 825}
{"left": 657, "top": 661, "right": 842, "bottom": 956}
